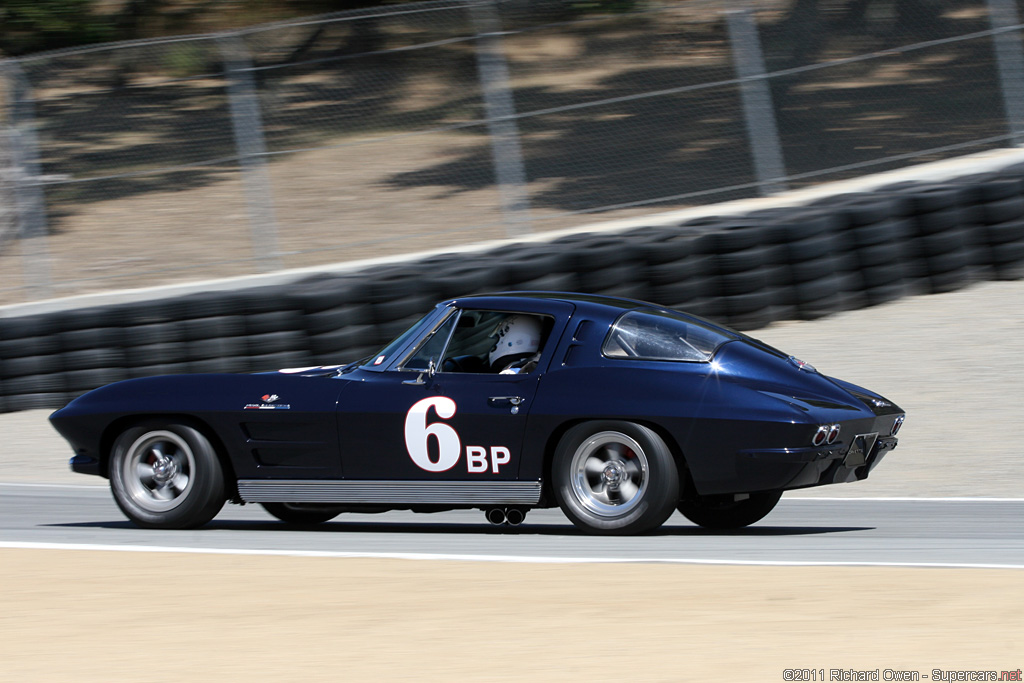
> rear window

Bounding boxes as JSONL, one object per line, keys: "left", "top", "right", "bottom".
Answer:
{"left": 602, "top": 309, "right": 735, "bottom": 362}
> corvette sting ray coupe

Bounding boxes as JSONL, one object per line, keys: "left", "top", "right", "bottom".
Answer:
{"left": 49, "top": 292, "right": 904, "bottom": 534}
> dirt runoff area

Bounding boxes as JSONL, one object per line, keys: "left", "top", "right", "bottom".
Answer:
{"left": 3, "top": 279, "right": 1024, "bottom": 680}
{"left": 0, "top": 551, "right": 1020, "bottom": 681}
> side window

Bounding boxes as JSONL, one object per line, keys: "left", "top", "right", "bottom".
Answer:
{"left": 401, "top": 311, "right": 459, "bottom": 371}
{"left": 441, "top": 311, "right": 552, "bottom": 374}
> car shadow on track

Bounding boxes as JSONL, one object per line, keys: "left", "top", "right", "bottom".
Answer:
{"left": 44, "top": 520, "right": 874, "bottom": 536}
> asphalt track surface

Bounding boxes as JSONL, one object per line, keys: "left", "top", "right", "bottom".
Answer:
{"left": 2, "top": 482, "right": 1021, "bottom": 568}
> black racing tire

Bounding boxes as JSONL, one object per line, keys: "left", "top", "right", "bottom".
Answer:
{"left": 985, "top": 219, "right": 1024, "bottom": 245}
{"left": 508, "top": 271, "right": 578, "bottom": 292}
{"left": 260, "top": 503, "right": 343, "bottom": 525}
{"left": 125, "top": 342, "right": 186, "bottom": 367}
{"left": 124, "top": 322, "right": 184, "bottom": 346}
{"left": 245, "top": 310, "right": 303, "bottom": 335}
{"left": 552, "top": 421, "right": 679, "bottom": 535}
{"left": 187, "top": 336, "right": 247, "bottom": 362}
{"left": 109, "top": 423, "right": 226, "bottom": 529}
{"left": 1, "top": 354, "right": 63, "bottom": 378}
{"left": 678, "top": 490, "right": 783, "bottom": 529}
{"left": 992, "top": 238, "right": 1024, "bottom": 265}
{"left": 0, "top": 334, "right": 62, "bottom": 358}
{"left": 979, "top": 196, "right": 1024, "bottom": 225}
{"left": 907, "top": 184, "right": 967, "bottom": 213}
{"left": 60, "top": 327, "right": 124, "bottom": 351}
{"left": 182, "top": 316, "right": 245, "bottom": 341}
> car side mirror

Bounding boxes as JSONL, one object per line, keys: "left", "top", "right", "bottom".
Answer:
{"left": 403, "top": 357, "right": 436, "bottom": 386}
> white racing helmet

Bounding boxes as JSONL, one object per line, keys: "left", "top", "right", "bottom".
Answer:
{"left": 489, "top": 315, "right": 542, "bottom": 368}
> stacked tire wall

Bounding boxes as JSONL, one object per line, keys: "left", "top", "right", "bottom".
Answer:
{"left": 4, "top": 168, "right": 1024, "bottom": 414}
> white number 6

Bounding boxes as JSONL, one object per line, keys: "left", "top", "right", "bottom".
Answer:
{"left": 404, "top": 396, "right": 461, "bottom": 472}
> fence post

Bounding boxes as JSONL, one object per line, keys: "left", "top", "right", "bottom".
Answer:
{"left": 469, "top": 0, "right": 532, "bottom": 236}
{"left": 987, "top": 0, "right": 1024, "bottom": 145}
{"left": 725, "top": 6, "right": 788, "bottom": 196}
{"left": 1, "top": 60, "right": 53, "bottom": 299}
{"left": 218, "top": 33, "right": 282, "bottom": 272}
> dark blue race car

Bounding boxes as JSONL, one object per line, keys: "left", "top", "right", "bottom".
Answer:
{"left": 50, "top": 292, "right": 905, "bottom": 534}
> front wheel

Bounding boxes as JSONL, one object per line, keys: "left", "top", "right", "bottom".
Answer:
{"left": 261, "top": 503, "right": 342, "bottom": 525}
{"left": 109, "top": 423, "right": 226, "bottom": 529}
{"left": 552, "top": 421, "right": 679, "bottom": 535}
{"left": 677, "top": 490, "right": 782, "bottom": 530}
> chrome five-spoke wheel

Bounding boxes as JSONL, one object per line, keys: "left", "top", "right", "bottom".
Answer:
{"left": 121, "top": 430, "right": 195, "bottom": 512}
{"left": 570, "top": 431, "right": 649, "bottom": 518}
{"left": 109, "top": 423, "right": 225, "bottom": 529}
{"left": 553, "top": 421, "right": 679, "bottom": 535}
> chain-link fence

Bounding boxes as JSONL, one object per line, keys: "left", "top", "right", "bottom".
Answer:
{"left": 2, "top": 0, "right": 1024, "bottom": 305}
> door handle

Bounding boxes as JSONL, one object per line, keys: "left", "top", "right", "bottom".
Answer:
{"left": 488, "top": 396, "right": 524, "bottom": 406}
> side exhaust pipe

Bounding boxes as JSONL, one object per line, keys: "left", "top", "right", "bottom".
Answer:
{"left": 505, "top": 507, "right": 526, "bottom": 526}
{"left": 485, "top": 507, "right": 506, "bottom": 525}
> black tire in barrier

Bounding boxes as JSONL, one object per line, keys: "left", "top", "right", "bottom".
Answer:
{"left": 305, "top": 304, "right": 374, "bottom": 335}
{"left": 60, "top": 327, "right": 125, "bottom": 352}
{"left": 5, "top": 373, "right": 68, "bottom": 395}
{"left": 956, "top": 172, "right": 1024, "bottom": 202}
{"left": 991, "top": 238, "right": 1024, "bottom": 266}
{"left": 290, "top": 277, "right": 370, "bottom": 313}
{"left": 123, "top": 322, "right": 184, "bottom": 346}
{"left": 370, "top": 294, "right": 433, "bottom": 325}
{"left": 702, "top": 225, "right": 766, "bottom": 253}
{"left": 849, "top": 218, "right": 912, "bottom": 248}
{"left": 187, "top": 337, "right": 247, "bottom": 361}
{"left": 0, "top": 334, "right": 62, "bottom": 358}
{"left": 490, "top": 246, "right": 573, "bottom": 282}
{"left": 309, "top": 324, "right": 379, "bottom": 356}
{"left": 65, "top": 368, "right": 127, "bottom": 393}
{"left": 832, "top": 195, "right": 900, "bottom": 227}
{"left": 245, "top": 310, "right": 304, "bottom": 336}
{"left": 985, "top": 219, "right": 1024, "bottom": 245}
{"left": 0, "top": 314, "right": 61, "bottom": 340}
{"left": 5, "top": 393, "right": 70, "bottom": 412}
{"left": 906, "top": 184, "right": 971, "bottom": 213}
{"left": 507, "top": 272, "right": 578, "bottom": 292}
{"left": 363, "top": 266, "right": 436, "bottom": 303}
{"left": 634, "top": 232, "right": 697, "bottom": 266}
{"left": 785, "top": 233, "right": 839, "bottom": 263}
{"left": 433, "top": 263, "right": 508, "bottom": 297}
{"left": 717, "top": 269, "right": 771, "bottom": 297}
{"left": 189, "top": 357, "right": 250, "bottom": 374}
{"left": 978, "top": 196, "right": 1024, "bottom": 225}
{"left": 245, "top": 331, "right": 308, "bottom": 357}
{"left": 181, "top": 316, "right": 246, "bottom": 341}
{"left": 649, "top": 280, "right": 702, "bottom": 309}
{"left": 61, "top": 348, "right": 124, "bottom": 372}
{"left": 125, "top": 342, "right": 187, "bottom": 367}
{"left": 128, "top": 362, "right": 192, "bottom": 379}
{"left": 913, "top": 206, "right": 971, "bottom": 236}
{"left": 713, "top": 245, "right": 781, "bottom": 274}
{"left": 1, "top": 354, "right": 63, "bottom": 378}
{"left": 250, "top": 351, "right": 311, "bottom": 372}
{"left": 578, "top": 263, "right": 637, "bottom": 292}
{"left": 179, "top": 292, "right": 238, "bottom": 319}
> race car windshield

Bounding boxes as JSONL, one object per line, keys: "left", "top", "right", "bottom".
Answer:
{"left": 602, "top": 309, "right": 736, "bottom": 362}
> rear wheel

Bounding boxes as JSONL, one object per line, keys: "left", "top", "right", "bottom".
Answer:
{"left": 677, "top": 490, "right": 782, "bottom": 529}
{"left": 260, "top": 503, "right": 342, "bottom": 525}
{"left": 552, "top": 421, "right": 678, "bottom": 535}
{"left": 109, "top": 423, "right": 225, "bottom": 529}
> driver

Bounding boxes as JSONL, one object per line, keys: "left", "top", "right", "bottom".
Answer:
{"left": 488, "top": 315, "right": 543, "bottom": 374}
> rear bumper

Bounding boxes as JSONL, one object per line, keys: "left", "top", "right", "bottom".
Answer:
{"left": 737, "top": 434, "right": 898, "bottom": 490}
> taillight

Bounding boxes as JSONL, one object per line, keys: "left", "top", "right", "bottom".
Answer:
{"left": 812, "top": 425, "right": 829, "bottom": 446}
{"left": 892, "top": 415, "right": 905, "bottom": 436}
{"left": 827, "top": 424, "right": 841, "bottom": 444}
